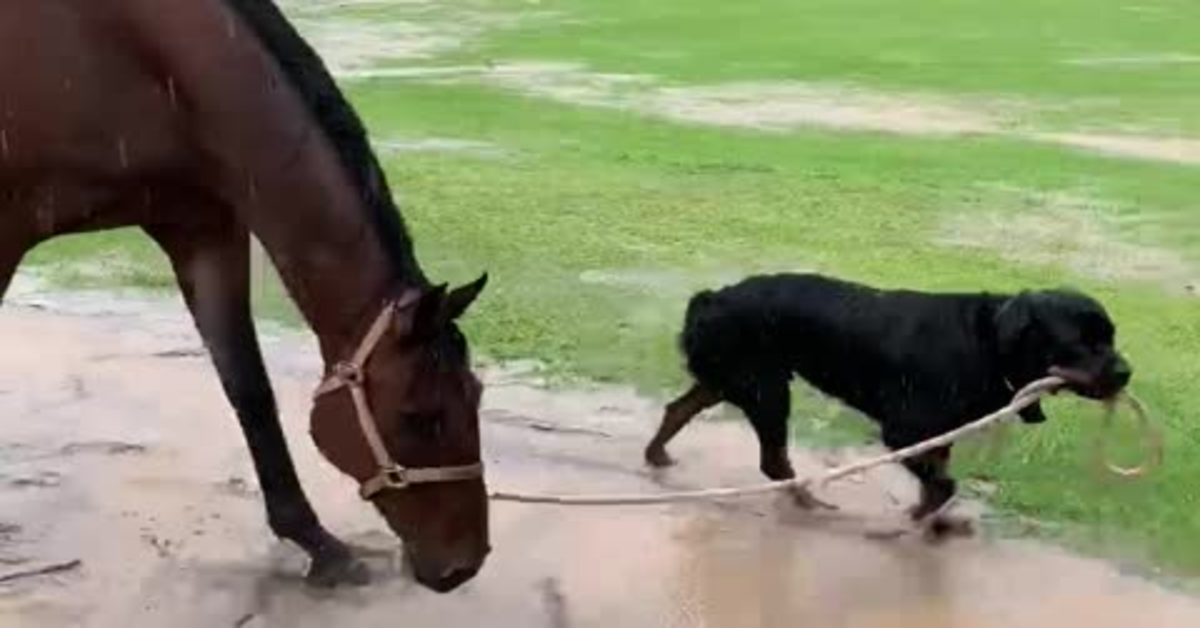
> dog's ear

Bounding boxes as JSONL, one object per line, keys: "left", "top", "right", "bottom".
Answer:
{"left": 994, "top": 293, "right": 1033, "bottom": 356}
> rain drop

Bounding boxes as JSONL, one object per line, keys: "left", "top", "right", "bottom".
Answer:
{"left": 117, "top": 137, "right": 129, "bottom": 170}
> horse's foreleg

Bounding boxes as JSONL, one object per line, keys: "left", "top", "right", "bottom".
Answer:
{"left": 145, "top": 219, "right": 370, "bottom": 587}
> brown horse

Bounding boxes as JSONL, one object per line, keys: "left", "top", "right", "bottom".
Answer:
{"left": 0, "top": 0, "right": 491, "bottom": 592}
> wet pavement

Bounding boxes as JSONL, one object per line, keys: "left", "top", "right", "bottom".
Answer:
{"left": 2, "top": 282, "right": 1199, "bottom": 627}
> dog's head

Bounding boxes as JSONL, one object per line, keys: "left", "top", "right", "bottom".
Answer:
{"left": 994, "top": 289, "right": 1132, "bottom": 421}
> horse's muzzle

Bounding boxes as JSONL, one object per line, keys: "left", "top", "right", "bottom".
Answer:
{"left": 406, "top": 545, "right": 490, "bottom": 593}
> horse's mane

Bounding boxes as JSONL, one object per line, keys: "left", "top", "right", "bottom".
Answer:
{"left": 223, "top": 0, "right": 428, "bottom": 286}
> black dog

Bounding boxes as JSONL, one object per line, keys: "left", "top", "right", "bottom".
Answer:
{"left": 644, "top": 272, "right": 1132, "bottom": 523}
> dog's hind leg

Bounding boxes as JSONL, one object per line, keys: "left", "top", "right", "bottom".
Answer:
{"left": 725, "top": 375, "right": 795, "bottom": 481}
{"left": 728, "top": 377, "right": 837, "bottom": 510}
{"left": 644, "top": 383, "right": 720, "bottom": 467}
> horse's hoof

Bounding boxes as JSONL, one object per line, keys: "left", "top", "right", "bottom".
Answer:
{"left": 644, "top": 447, "right": 675, "bottom": 468}
{"left": 306, "top": 552, "right": 372, "bottom": 588}
{"left": 789, "top": 485, "right": 839, "bottom": 511}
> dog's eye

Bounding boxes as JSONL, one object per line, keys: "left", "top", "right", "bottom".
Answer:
{"left": 1085, "top": 325, "right": 1113, "bottom": 347}
{"left": 1076, "top": 315, "right": 1113, "bottom": 347}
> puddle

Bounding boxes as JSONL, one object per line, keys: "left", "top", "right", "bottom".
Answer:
{"left": 2, "top": 283, "right": 1200, "bottom": 626}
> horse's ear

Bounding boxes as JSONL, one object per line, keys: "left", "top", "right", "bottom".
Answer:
{"left": 441, "top": 272, "right": 488, "bottom": 322}
{"left": 408, "top": 283, "right": 448, "bottom": 337}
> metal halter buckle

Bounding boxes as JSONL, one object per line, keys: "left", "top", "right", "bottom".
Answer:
{"left": 380, "top": 465, "right": 409, "bottom": 489}
{"left": 332, "top": 361, "right": 364, "bottom": 386}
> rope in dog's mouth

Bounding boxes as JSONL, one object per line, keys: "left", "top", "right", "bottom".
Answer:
{"left": 488, "top": 375, "right": 1163, "bottom": 506}
{"left": 1096, "top": 392, "right": 1163, "bottom": 477}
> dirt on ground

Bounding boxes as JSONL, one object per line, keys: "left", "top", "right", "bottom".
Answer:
{"left": 2, "top": 285, "right": 1200, "bottom": 627}
{"left": 935, "top": 184, "right": 1199, "bottom": 296}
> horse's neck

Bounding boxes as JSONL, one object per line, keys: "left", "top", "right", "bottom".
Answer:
{"left": 141, "top": 0, "right": 424, "bottom": 363}
{"left": 239, "top": 147, "right": 412, "bottom": 363}
{"left": 210, "top": 103, "right": 416, "bottom": 361}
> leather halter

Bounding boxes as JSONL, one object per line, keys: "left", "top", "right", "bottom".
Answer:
{"left": 313, "top": 292, "right": 484, "bottom": 500}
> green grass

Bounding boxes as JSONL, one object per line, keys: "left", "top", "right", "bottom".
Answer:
{"left": 18, "top": 0, "right": 1200, "bottom": 582}
{"left": 476, "top": 0, "right": 1200, "bottom": 134}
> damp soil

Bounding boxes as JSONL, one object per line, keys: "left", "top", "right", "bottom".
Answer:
{"left": 2, "top": 285, "right": 1199, "bottom": 627}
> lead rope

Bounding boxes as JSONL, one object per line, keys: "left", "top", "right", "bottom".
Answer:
{"left": 488, "top": 376, "right": 1162, "bottom": 506}
{"left": 1096, "top": 391, "right": 1163, "bottom": 477}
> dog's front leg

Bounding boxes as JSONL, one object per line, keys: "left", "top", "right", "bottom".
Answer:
{"left": 898, "top": 445, "right": 975, "bottom": 538}
{"left": 900, "top": 446, "right": 957, "bottom": 520}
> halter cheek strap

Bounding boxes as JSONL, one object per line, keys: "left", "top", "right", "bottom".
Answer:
{"left": 313, "top": 292, "right": 484, "bottom": 500}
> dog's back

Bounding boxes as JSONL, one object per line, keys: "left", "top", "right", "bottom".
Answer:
{"left": 680, "top": 273, "right": 1003, "bottom": 421}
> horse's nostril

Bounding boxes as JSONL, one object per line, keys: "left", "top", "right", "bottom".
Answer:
{"left": 424, "top": 566, "right": 480, "bottom": 593}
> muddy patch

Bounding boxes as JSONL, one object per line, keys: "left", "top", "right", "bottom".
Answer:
{"left": 474, "top": 62, "right": 1006, "bottom": 137}
{"left": 443, "top": 61, "right": 1200, "bottom": 166}
{"left": 935, "top": 185, "right": 1199, "bottom": 293}
{"left": 285, "top": 15, "right": 462, "bottom": 73}
{"left": 646, "top": 82, "right": 1001, "bottom": 136}
{"left": 1031, "top": 132, "right": 1200, "bottom": 166}
{"left": 578, "top": 267, "right": 740, "bottom": 299}
{"left": 282, "top": 0, "right": 562, "bottom": 76}
{"left": 374, "top": 137, "right": 506, "bottom": 159}
{"left": 578, "top": 261, "right": 818, "bottom": 300}
{"left": 479, "top": 61, "right": 657, "bottom": 109}
{"left": 1064, "top": 53, "right": 1200, "bottom": 68}
{"left": 278, "top": 1, "right": 1200, "bottom": 167}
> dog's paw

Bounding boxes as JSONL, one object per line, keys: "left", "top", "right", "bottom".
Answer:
{"left": 644, "top": 447, "right": 676, "bottom": 468}
{"left": 907, "top": 494, "right": 954, "bottom": 522}
{"left": 921, "top": 514, "right": 976, "bottom": 543}
{"left": 907, "top": 502, "right": 937, "bottom": 522}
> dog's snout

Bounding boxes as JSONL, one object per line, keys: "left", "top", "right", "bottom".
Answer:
{"left": 1112, "top": 359, "right": 1132, "bottom": 387}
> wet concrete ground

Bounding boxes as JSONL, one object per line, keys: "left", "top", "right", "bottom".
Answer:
{"left": 2, "top": 283, "right": 1200, "bottom": 627}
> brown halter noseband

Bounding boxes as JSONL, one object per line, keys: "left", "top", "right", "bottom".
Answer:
{"left": 313, "top": 292, "right": 484, "bottom": 500}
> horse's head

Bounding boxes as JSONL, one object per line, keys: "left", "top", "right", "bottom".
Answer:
{"left": 310, "top": 274, "right": 490, "bottom": 593}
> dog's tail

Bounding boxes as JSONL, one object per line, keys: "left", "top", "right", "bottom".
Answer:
{"left": 679, "top": 289, "right": 719, "bottom": 359}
